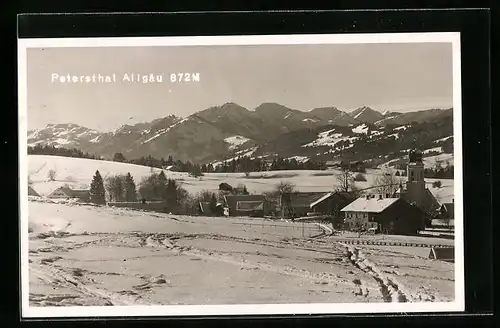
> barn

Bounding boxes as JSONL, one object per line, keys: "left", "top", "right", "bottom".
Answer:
{"left": 223, "top": 195, "right": 267, "bottom": 217}
{"left": 279, "top": 192, "right": 354, "bottom": 221}
{"left": 48, "top": 186, "right": 91, "bottom": 202}
{"left": 47, "top": 186, "right": 74, "bottom": 198}
{"left": 341, "top": 194, "right": 426, "bottom": 235}
{"left": 28, "top": 185, "right": 41, "bottom": 197}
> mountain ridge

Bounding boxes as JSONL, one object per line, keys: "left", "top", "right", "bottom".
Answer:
{"left": 28, "top": 102, "right": 453, "bottom": 163}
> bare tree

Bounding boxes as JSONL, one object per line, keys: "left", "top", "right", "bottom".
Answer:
{"left": 335, "top": 167, "right": 355, "bottom": 193}
{"left": 275, "top": 180, "right": 296, "bottom": 195}
{"left": 372, "top": 170, "right": 400, "bottom": 196}
{"left": 47, "top": 169, "right": 57, "bottom": 181}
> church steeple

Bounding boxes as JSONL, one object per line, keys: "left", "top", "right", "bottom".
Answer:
{"left": 407, "top": 137, "right": 424, "bottom": 183}
{"left": 405, "top": 137, "right": 426, "bottom": 208}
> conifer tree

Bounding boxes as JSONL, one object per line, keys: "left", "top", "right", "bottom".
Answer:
{"left": 89, "top": 170, "right": 106, "bottom": 204}
{"left": 157, "top": 171, "right": 168, "bottom": 200}
{"left": 124, "top": 172, "right": 137, "bottom": 202}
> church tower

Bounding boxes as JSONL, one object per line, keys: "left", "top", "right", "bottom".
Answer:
{"left": 405, "top": 144, "right": 426, "bottom": 208}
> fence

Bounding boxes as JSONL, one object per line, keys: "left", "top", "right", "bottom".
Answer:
{"left": 230, "top": 220, "right": 324, "bottom": 238}
{"left": 107, "top": 201, "right": 167, "bottom": 212}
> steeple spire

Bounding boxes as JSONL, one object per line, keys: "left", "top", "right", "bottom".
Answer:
{"left": 408, "top": 136, "right": 423, "bottom": 163}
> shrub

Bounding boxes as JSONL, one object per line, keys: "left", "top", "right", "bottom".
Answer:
{"left": 432, "top": 180, "right": 443, "bottom": 188}
{"left": 353, "top": 173, "right": 367, "bottom": 182}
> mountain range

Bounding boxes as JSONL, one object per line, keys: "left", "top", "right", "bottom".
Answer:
{"left": 27, "top": 103, "right": 453, "bottom": 164}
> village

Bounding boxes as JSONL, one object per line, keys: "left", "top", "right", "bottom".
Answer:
{"left": 29, "top": 144, "right": 455, "bottom": 244}
{"left": 26, "top": 144, "right": 456, "bottom": 307}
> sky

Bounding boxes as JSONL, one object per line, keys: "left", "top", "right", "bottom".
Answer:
{"left": 26, "top": 42, "right": 453, "bottom": 132}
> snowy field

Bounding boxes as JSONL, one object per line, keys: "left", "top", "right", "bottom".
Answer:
{"left": 26, "top": 199, "right": 454, "bottom": 307}
{"left": 27, "top": 155, "right": 455, "bottom": 203}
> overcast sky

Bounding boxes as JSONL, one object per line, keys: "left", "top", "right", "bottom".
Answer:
{"left": 26, "top": 42, "right": 453, "bottom": 132}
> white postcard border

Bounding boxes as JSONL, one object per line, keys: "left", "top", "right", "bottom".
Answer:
{"left": 18, "top": 32, "right": 464, "bottom": 318}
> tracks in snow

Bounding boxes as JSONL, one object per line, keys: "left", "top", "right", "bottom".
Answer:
{"left": 342, "top": 243, "right": 412, "bottom": 303}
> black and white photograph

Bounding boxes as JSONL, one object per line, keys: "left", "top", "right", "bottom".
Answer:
{"left": 18, "top": 33, "right": 464, "bottom": 317}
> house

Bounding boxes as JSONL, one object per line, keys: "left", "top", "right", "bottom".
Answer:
{"left": 223, "top": 195, "right": 267, "bottom": 217}
{"left": 394, "top": 146, "right": 441, "bottom": 215}
{"left": 339, "top": 160, "right": 365, "bottom": 172}
{"left": 279, "top": 191, "right": 354, "bottom": 221}
{"left": 70, "top": 189, "right": 91, "bottom": 202}
{"left": 432, "top": 201, "right": 455, "bottom": 227}
{"left": 235, "top": 200, "right": 265, "bottom": 217}
{"left": 325, "top": 160, "right": 342, "bottom": 169}
{"left": 28, "top": 185, "right": 41, "bottom": 197}
{"left": 341, "top": 194, "right": 426, "bottom": 235}
{"left": 47, "top": 186, "right": 74, "bottom": 198}
{"left": 48, "top": 186, "right": 90, "bottom": 202}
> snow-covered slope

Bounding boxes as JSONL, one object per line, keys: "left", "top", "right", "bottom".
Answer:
{"left": 28, "top": 155, "right": 189, "bottom": 196}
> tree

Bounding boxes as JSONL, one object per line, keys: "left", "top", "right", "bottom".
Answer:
{"left": 275, "top": 181, "right": 296, "bottom": 195}
{"left": 47, "top": 169, "right": 57, "bottom": 181}
{"left": 138, "top": 174, "right": 161, "bottom": 200}
{"left": 372, "top": 170, "right": 400, "bottom": 196}
{"left": 234, "top": 183, "right": 249, "bottom": 195}
{"left": 89, "top": 170, "right": 106, "bottom": 204}
{"left": 189, "top": 164, "right": 203, "bottom": 177}
{"left": 165, "top": 179, "right": 179, "bottom": 212}
{"left": 335, "top": 167, "right": 355, "bottom": 193}
{"left": 113, "top": 152, "right": 126, "bottom": 163}
{"left": 124, "top": 173, "right": 137, "bottom": 201}
{"left": 105, "top": 174, "right": 125, "bottom": 202}
{"left": 157, "top": 171, "right": 168, "bottom": 199}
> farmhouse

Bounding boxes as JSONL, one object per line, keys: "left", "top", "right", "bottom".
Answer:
{"left": 341, "top": 194, "right": 426, "bottom": 235}
{"left": 394, "top": 146, "right": 441, "bottom": 215}
{"left": 223, "top": 195, "right": 267, "bottom": 217}
{"left": 48, "top": 186, "right": 91, "bottom": 202}
{"left": 279, "top": 192, "right": 354, "bottom": 220}
{"left": 47, "top": 186, "right": 73, "bottom": 198}
{"left": 325, "top": 160, "right": 342, "bottom": 169}
{"left": 28, "top": 185, "right": 41, "bottom": 197}
{"left": 432, "top": 201, "right": 455, "bottom": 227}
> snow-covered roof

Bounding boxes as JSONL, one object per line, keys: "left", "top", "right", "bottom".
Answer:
{"left": 309, "top": 192, "right": 334, "bottom": 208}
{"left": 341, "top": 197, "right": 399, "bottom": 213}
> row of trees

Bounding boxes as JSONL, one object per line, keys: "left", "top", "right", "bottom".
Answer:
{"left": 211, "top": 156, "right": 327, "bottom": 173}
{"left": 28, "top": 144, "right": 102, "bottom": 160}
{"left": 87, "top": 169, "right": 252, "bottom": 215}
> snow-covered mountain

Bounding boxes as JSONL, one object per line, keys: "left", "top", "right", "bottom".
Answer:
{"left": 28, "top": 123, "right": 102, "bottom": 148}
{"left": 348, "top": 106, "right": 385, "bottom": 124}
{"left": 27, "top": 102, "right": 453, "bottom": 164}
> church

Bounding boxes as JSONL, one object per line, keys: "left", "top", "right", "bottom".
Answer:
{"left": 394, "top": 146, "right": 441, "bottom": 216}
